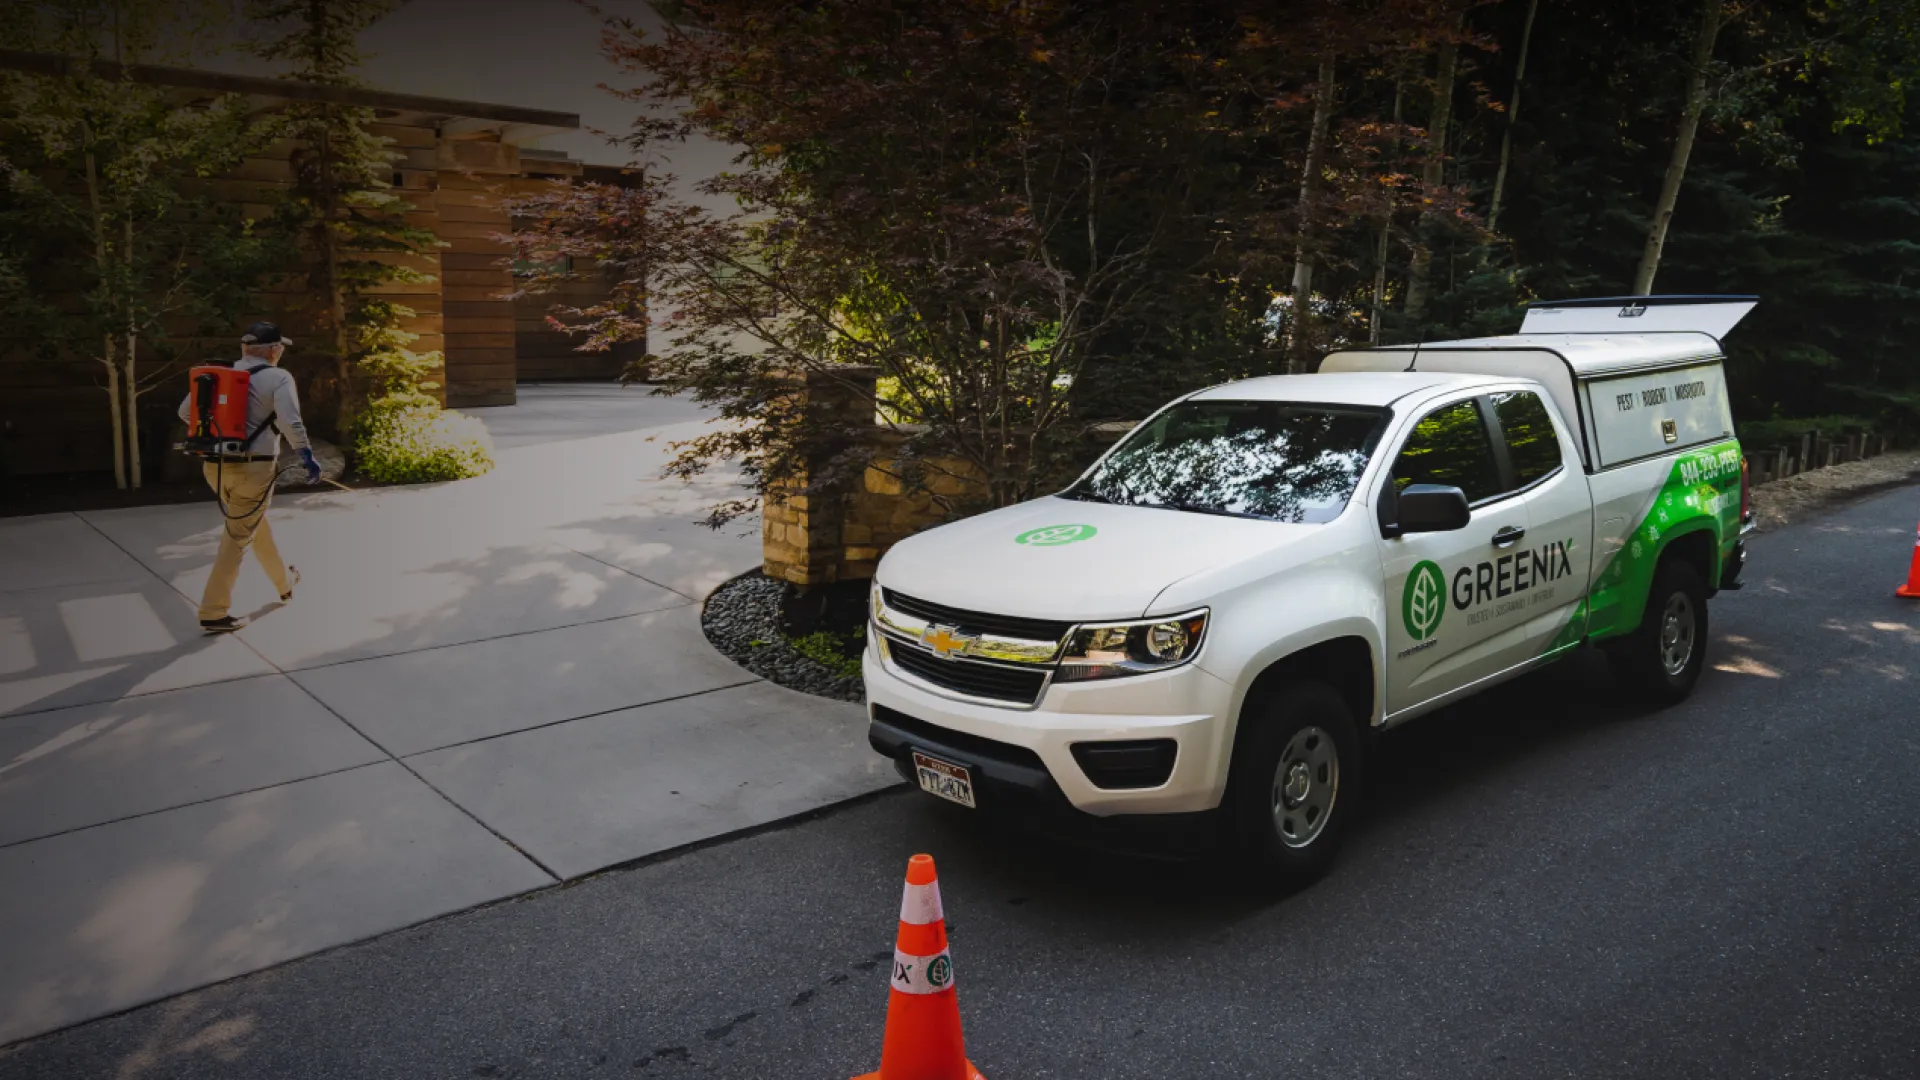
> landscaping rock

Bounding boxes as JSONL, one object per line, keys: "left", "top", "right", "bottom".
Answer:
{"left": 702, "top": 572, "right": 865, "bottom": 703}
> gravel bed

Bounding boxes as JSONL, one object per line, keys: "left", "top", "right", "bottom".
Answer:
{"left": 702, "top": 571, "right": 865, "bottom": 702}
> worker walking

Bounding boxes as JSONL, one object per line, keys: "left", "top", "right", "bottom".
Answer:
{"left": 178, "top": 322, "right": 322, "bottom": 633}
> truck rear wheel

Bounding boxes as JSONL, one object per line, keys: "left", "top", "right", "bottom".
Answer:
{"left": 1229, "top": 680, "right": 1360, "bottom": 891}
{"left": 1607, "top": 557, "right": 1709, "bottom": 704}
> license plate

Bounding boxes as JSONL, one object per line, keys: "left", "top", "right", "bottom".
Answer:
{"left": 912, "top": 751, "right": 977, "bottom": 809}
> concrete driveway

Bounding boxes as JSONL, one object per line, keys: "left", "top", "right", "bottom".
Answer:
{"left": 0, "top": 384, "right": 894, "bottom": 1046}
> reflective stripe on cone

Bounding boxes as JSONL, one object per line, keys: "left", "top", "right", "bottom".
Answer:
{"left": 891, "top": 947, "right": 956, "bottom": 996}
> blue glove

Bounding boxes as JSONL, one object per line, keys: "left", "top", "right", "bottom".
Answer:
{"left": 297, "top": 447, "right": 322, "bottom": 484}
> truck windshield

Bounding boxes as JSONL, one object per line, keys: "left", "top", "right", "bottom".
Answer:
{"left": 1062, "top": 401, "right": 1388, "bottom": 523}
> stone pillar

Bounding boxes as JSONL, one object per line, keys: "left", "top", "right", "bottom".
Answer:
{"left": 761, "top": 365, "right": 880, "bottom": 588}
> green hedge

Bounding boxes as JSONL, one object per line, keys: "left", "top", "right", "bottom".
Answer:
{"left": 1734, "top": 415, "right": 1875, "bottom": 451}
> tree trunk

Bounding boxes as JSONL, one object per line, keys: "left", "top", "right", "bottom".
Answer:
{"left": 123, "top": 216, "right": 142, "bottom": 489}
{"left": 1288, "top": 52, "right": 1338, "bottom": 374}
{"left": 1633, "top": 0, "right": 1722, "bottom": 295}
{"left": 103, "top": 347, "right": 126, "bottom": 491}
{"left": 1404, "top": 34, "right": 1459, "bottom": 330}
{"left": 1371, "top": 78, "right": 1406, "bottom": 345}
{"left": 83, "top": 139, "right": 127, "bottom": 489}
{"left": 1487, "top": 0, "right": 1540, "bottom": 235}
{"left": 123, "top": 333, "right": 141, "bottom": 489}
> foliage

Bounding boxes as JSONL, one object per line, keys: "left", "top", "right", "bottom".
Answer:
{"left": 515, "top": 0, "right": 1460, "bottom": 526}
{"left": 784, "top": 629, "right": 865, "bottom": 679}
{"left": 246, "top": 0, "right": 440, "bottom": 437}
{"left": 353, "top": 403, "right": 494, "bottom": 483}
{"left": 1475, "top": 1, "right": 1920, "bottom": 432}
{"left": 351, "top": 303, "right": 493, "bottom": 482}
{"left": 1735, "top": 415, "right": 1875, "bottom": 450}
{"left": 0, "top": 0, "right": 274, "bottom": 488}
{"left": 516, "top": 0, "right": 1920, "bottom": 530}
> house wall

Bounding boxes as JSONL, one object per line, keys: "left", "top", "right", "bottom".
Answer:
{"left": 434, "top": 138, "right": 521, "bottom": 408}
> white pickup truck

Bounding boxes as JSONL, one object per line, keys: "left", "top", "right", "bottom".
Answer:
{"left": 865, "top": 296, "right": 1756, "bottom": 885}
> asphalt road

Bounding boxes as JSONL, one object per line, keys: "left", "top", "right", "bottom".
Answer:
{"left": 4, "top": 486, "right": 1918, "bottom": 1080}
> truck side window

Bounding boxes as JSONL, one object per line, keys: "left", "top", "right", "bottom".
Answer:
{"left": 1490, "top": 390, "right": 1563, "bottom": 486}
{"left": 1393, "top": 399, "right": 1503, "bottom": 504}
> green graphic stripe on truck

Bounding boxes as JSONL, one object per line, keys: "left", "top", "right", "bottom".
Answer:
{"left": 1578, "top": 439, "right": 1743, "bottom": 644}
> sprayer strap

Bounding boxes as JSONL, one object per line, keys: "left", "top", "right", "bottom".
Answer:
{"left": 240, "top": 410, "right": 278, "bottom": 450}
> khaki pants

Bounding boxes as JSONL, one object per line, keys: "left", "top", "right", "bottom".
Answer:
{"left": 199, "top": 460, "right": 290, "bottom": 621}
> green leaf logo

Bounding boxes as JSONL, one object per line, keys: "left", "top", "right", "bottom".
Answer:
{"left": 1402, "top": 560, "right": 1446, "bottom": 642}
{"left": 1015, "top": 524, "right": 1097, "bottom": 546}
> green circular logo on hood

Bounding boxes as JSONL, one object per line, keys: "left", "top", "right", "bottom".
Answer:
{"left": 1402, "top": 560, "right": 1446, "bottom": 641}
{"left": 1015, "top": 523, "right": 1097, "bottom": 546}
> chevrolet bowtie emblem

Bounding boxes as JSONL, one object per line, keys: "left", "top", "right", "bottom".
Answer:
{"left": 921, "top": 623, "right": 975, "bottom": 658}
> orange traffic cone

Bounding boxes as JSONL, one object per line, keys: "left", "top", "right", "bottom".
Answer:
{"left": 854, "top": 854, "right": 986, "bottom": 1080}
{"left": 1898, "top": 520, "right": 1920, "bottom": 598}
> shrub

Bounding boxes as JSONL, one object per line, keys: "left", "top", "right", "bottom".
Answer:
{"left": 1735, "top": 414, "right": 1874, "bottom": 450}
{"left": 354, "top": 402, "right": 494, "bottom": 483}
{"left": 349, "top": 301, "right": 494, "bottom": 483}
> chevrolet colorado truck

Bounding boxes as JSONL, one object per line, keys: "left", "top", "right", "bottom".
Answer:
{"left": 864, "top": 296, "right": 1756, "bottom": 886}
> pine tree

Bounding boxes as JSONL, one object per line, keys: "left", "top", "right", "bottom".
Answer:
{"left": 247, "top": 0, "right": 439, "bottom": 438}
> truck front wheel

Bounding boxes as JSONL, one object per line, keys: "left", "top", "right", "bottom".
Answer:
{"left": 1607, "top": 557, "right": 1709, "bottom": 704}
{"left": 1229, "top": 681, "right": 1360, "bottom": 890}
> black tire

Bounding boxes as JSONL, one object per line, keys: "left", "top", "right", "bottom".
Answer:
{"left": 1228, "top": 680, "right": 1361, "bottom": 891}
{"left": 1607, "top": 557, "right": 1709, "bottom": 704}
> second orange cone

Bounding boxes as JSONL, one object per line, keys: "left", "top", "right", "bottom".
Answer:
{"left": 854, "top": 854, "right": 986, "bottom": 1080}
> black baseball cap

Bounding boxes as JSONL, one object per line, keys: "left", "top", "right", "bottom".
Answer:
{"left": 240, "top": 321, "right": 292, "bottom": 346}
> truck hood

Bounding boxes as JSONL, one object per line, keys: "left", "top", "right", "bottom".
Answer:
{"left": 876, "top": 496, "right": 1312, "bottom": 621}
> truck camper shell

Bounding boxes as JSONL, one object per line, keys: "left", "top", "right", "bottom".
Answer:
{"left": 1319, "top": 295, "right": 1755, "bottom": 472}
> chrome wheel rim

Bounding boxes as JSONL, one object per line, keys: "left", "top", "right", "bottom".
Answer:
{"left": 1660, "top": 592, "right": 1696, "bottom": 676}
{"left": 1271, "top": 725, "right": 1339, "bottom": 849}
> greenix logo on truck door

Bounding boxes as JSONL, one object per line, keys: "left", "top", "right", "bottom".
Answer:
{"left": 1401, "top": 539, "right": 1577, "bottom": 643}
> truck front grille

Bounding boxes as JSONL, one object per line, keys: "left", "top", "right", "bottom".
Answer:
{"left": 886, "top": 642, "right": 1049, "bottom": 705}
{"left": 882, "top": 589, "right": 1075, "bottom": 643}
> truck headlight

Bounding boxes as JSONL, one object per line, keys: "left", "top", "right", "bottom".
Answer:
{"left": 1055, "top": 610, "right": 1208, "bottom": 682}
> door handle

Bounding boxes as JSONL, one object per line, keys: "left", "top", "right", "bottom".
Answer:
{"left": 1492, "top": 525, "right": 1526, "bottom": 548}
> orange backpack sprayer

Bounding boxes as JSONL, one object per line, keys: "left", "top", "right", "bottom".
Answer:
{"left": 181, "top": 364, "right": 270, "bottom": 458}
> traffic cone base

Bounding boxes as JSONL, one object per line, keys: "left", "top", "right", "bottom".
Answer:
{"left": 853, "top": 854, "right": 986, "bottom": 1080}
{"left": 1897, "top": 521, "right": 1920, "bottom": 598}
{"left": 854, "top": 1064, "right": 986, "bottom": 1080}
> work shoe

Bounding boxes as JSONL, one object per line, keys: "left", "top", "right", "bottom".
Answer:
{"left": 280, "top": 566, "right": 300, "bottom": 602}
{"left": 200, "top": 616, "right": 248, "bottom": 634}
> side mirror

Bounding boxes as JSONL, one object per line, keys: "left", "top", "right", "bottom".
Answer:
{"left": 1382, "top": 483, "right": 1471, "bottom": 537}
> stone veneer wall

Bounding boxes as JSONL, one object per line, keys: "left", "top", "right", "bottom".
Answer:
{"left": 762, "top": 365, "right": 1131, "bottom": 587}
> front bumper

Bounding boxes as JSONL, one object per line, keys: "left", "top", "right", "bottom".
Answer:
{"left": 862, "top": 642, "right": 1238, "bottom": 819}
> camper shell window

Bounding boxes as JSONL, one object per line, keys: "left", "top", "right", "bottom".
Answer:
{"left": 1579, "top": 360, "right": 1733, "bottom": 469}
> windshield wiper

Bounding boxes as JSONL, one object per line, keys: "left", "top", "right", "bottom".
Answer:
{"left": 1158, "top": 501, "right": 1255, "bottom": 519}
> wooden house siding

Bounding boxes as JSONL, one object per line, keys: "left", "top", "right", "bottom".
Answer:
{"left": 0, "top": 59, "right": 615, "bottom": 481}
